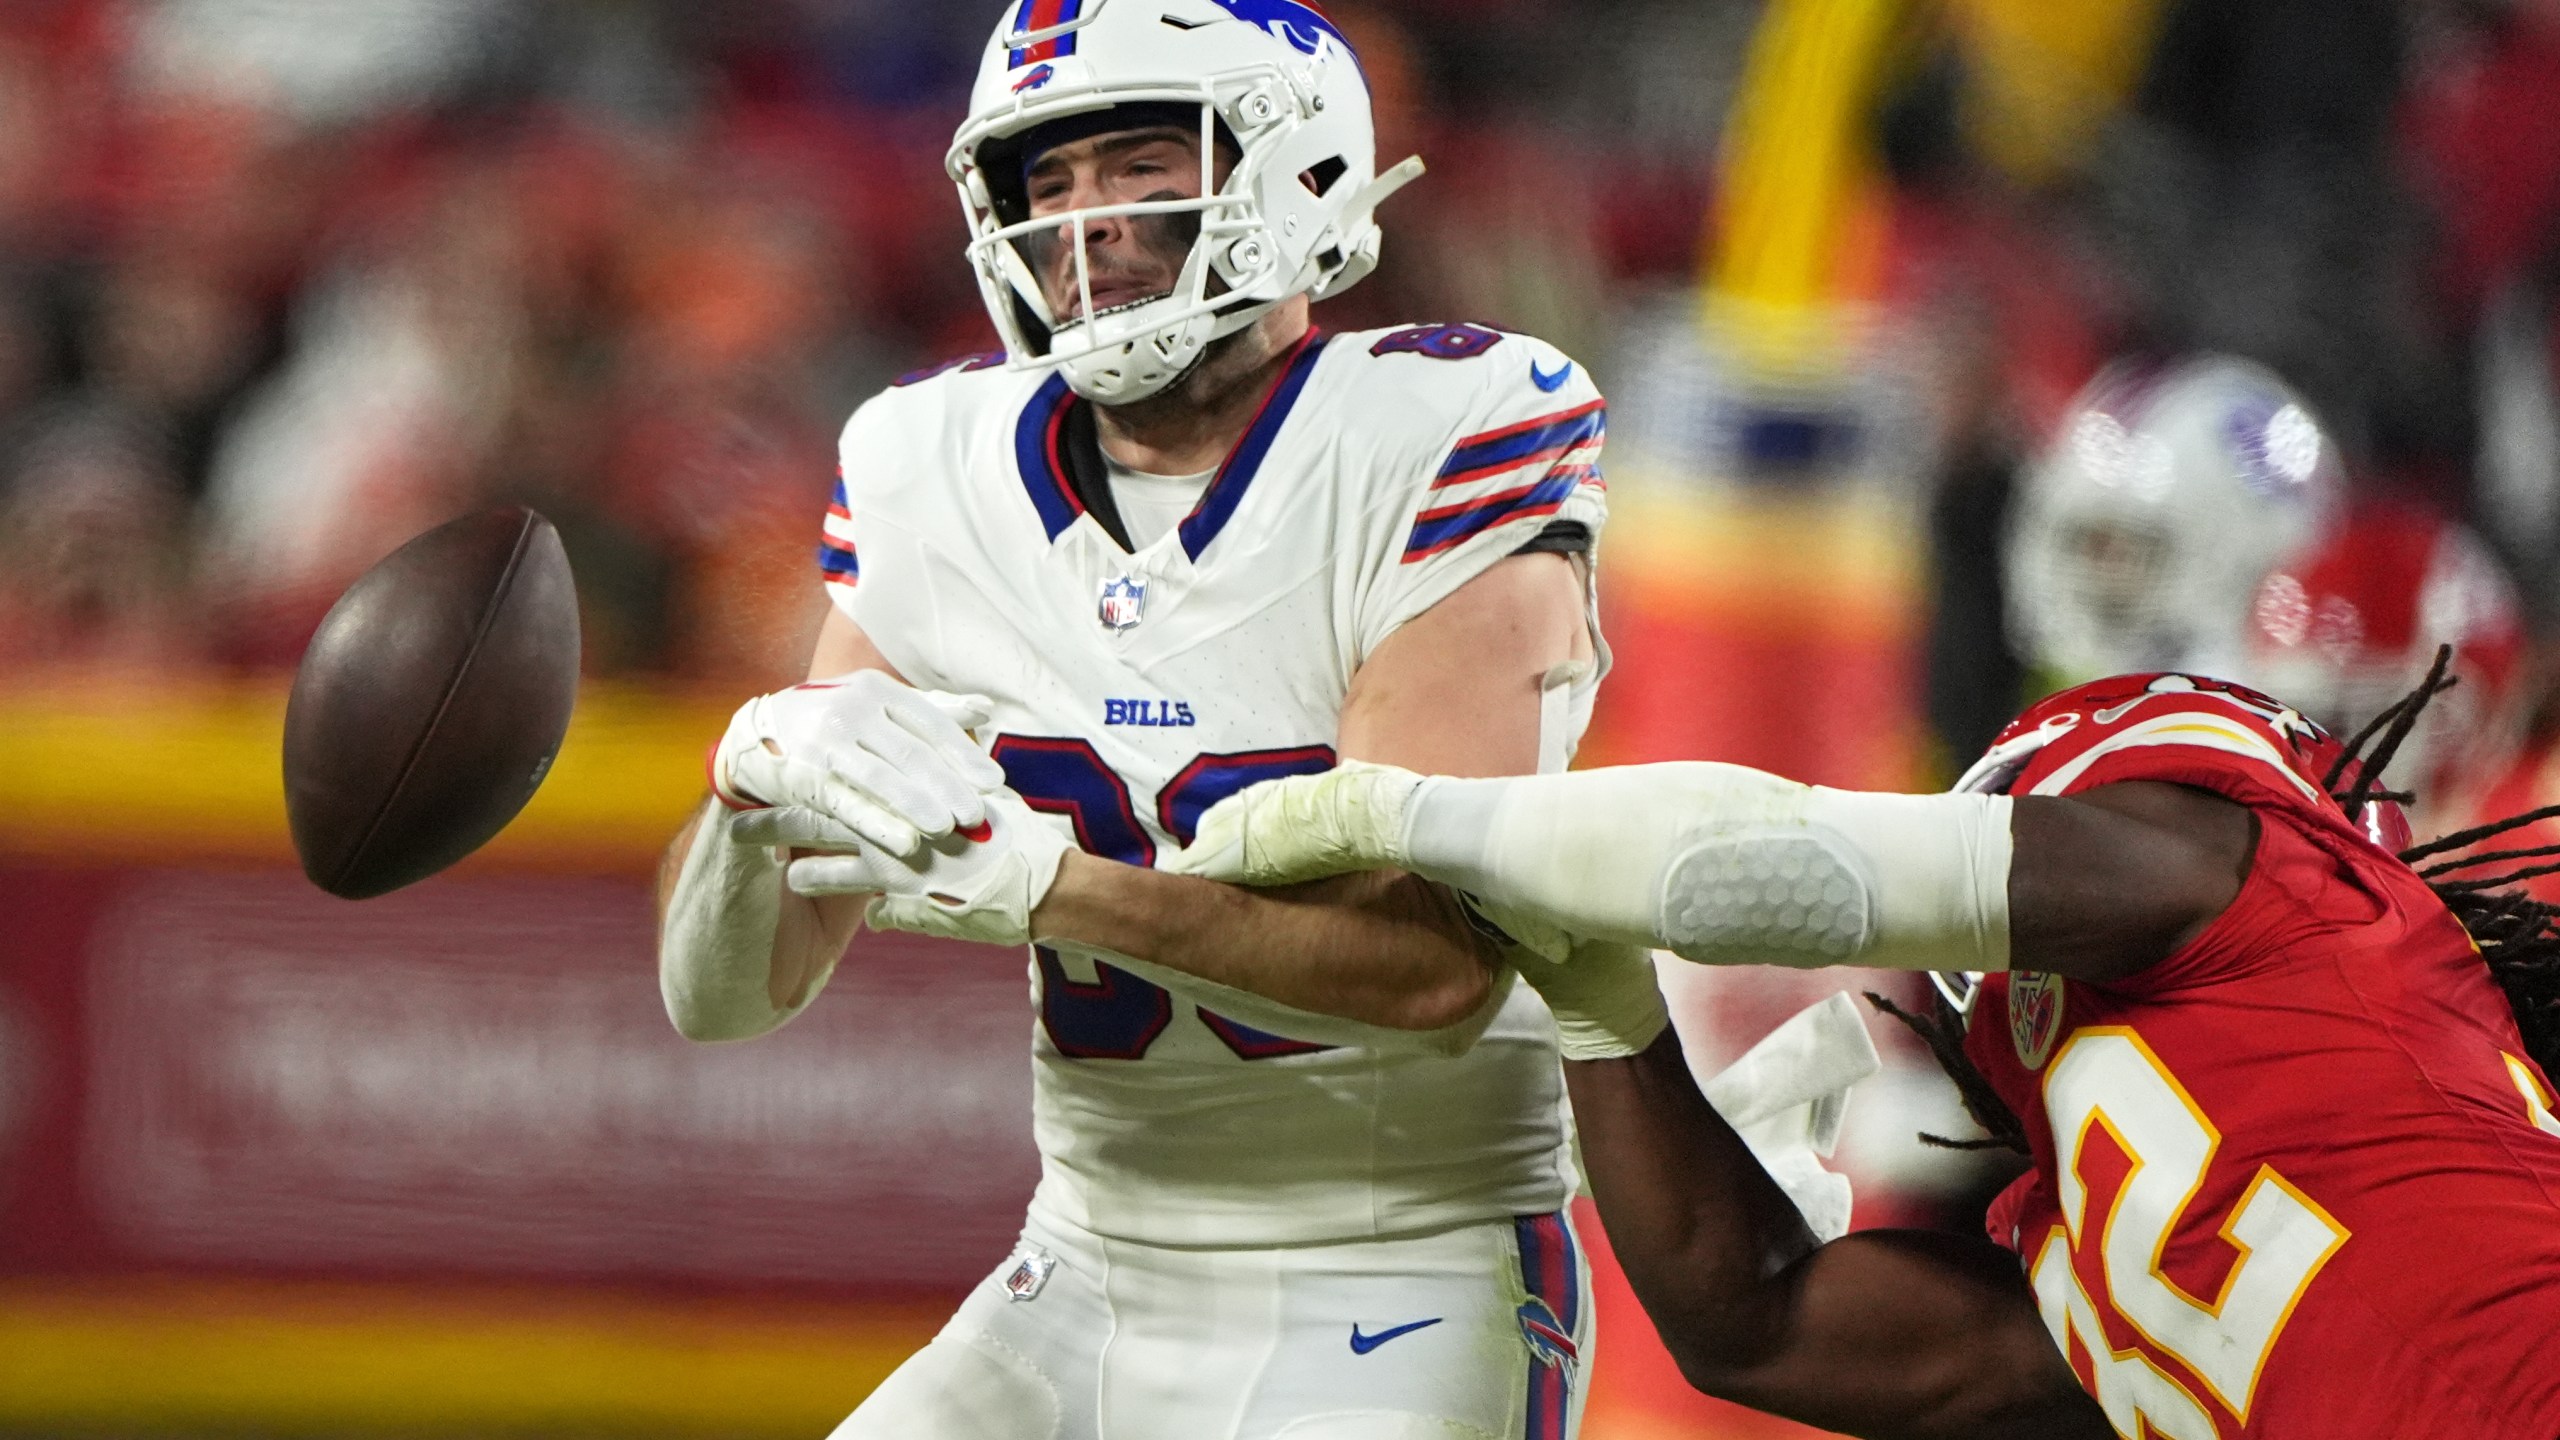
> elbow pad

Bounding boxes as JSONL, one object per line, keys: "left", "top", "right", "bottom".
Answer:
{"left": 1661, "top": 786, "right": 2013, "bottom": 973}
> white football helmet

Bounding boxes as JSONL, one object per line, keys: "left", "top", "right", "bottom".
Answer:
{"left": 2006, "top": 355, "right": 2345, "bottom": 684}
{"left": 946, "top": 0, "right": 1423, "bottom": 404}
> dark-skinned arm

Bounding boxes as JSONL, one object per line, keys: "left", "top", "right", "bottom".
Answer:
{"left": 1171, "top": 774, "right": 2253, "bottom": 1430}
{"left": 1554, "top": 781, "right": 2253, "bottom": 1436}
{"left": 1571, "top": 1031, "right": 2109, "bottom": 1439}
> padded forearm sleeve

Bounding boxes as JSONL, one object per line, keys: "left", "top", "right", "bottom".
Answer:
{"left": 1401, "top": 762, "right": 2012, "bottom": 974}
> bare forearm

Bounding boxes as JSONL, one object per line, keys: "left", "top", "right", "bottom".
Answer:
{"left": 655, "top": 799, "right": 864, "bottom": 1040}
{"left": 1568, "top": 1035, "right": 2104, "bottom": 1439}
{"left": 1029, "top": 851, "right": 1497, "bottom": 1031}
{"left": 1566, "top": 1033, "right": 1821, "bottom": 1369}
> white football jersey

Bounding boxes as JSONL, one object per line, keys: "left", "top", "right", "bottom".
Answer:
{"left": 823, "top": 324, "right": 1610, "bottom": 1247}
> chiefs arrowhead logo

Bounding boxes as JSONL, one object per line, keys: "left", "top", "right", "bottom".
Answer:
{"left": 2009, "top": 970, "right": 2065, "bottom": 1071}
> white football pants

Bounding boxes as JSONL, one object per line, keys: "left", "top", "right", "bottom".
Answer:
{"left": 832, "top": 1209, "right": 1592, "bottom": 1440}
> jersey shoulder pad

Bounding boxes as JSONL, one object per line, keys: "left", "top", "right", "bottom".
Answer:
{"left": 1336, "top": 322, "right": 1601, "bottom": 423}
{"left": 824, "top": 359, "right": 1028, "bottom": 596}
{"left": 1332, "top": 325, "right": 1605, "bottom": 560}
{"left": 888, "top": 351, "right": 1007, "bottom": 389}
{"left": 1960, "top": 673, "right": 2370, "bottom": 826}
{"left": 838, "top": 355, "right": 1031, "bottom": 496}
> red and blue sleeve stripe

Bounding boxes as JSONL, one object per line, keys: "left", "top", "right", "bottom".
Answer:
{"left": 1430, "top": 400, "right": 1605, "bottom": 492}
{"left": 818, "top": 474, "right": 858, "bottom": 584}
{"left": 1007, "top": 0, "right": 1083, "bottom": 65}
{"left": 1402, "top": 469, "right": 1586, "bottom": 562}
{"left": 1402, "top": 399, "right": 1604, "bottom": 563}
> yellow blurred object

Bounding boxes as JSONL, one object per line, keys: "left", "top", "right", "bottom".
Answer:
{"left": 0, "top": 1278, "right": 937, "bottom": 1435}
{"left": 1946, "top": 0, "right": 2171, "bottom": 183}
{"left": 0, "top": 675, "right": 735, "bottom": 869}
{"left": 1702, "top": 0, "right": 2171, "bottom": 375}
{"left": 1704, "top": 0, "right": 1906, "bottom": 376}
{"left": 1601, "top": 482, "right": 1919, "bottom": 636}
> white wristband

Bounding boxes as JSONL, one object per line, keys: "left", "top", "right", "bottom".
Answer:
{"left": 659, "top": 808, "right": 821, "bottom": 1042}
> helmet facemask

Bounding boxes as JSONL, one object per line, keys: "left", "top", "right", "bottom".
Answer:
{"left": 947, "top": 0, "right": 1422, "bottom": 406}
{"left": 956, "top": 84, "right": 1303, "bottom": 403}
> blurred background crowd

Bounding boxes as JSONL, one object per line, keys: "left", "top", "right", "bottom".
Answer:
{"left": 0, "top": 0, "right": 1733, "bottom": 685}
{"left": 5, "top": 0, "right": 2560, "bottom": 772}
{"left": 9, "top": 0, "right": 2560, "bottom": 1436}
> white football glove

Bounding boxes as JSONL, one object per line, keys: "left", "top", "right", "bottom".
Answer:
{"left": 1166, "top": 759, "right": 1426, "bottom": 886}
{"left": 709, "top": 670, "right": 1004, "bottom": 856}
{"left": 761, "top": 787, "right": 1074, "bottom": 949}
{"left": 1507, "top": 938, "right": 1673, "bottom": 1060}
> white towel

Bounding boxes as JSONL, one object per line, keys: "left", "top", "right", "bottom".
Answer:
{"left": 1698, "top": 989, "right": 1882, "bottom": 1242}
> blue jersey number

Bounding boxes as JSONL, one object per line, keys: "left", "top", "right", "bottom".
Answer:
{"left": 1369, "top": 323, "right": 1504, "bottom": 360}
{"left": 994, "top": 735, "right": 1338, "bottom": 1061}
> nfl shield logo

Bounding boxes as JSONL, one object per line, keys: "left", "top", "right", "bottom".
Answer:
{"left": 1002, "top": 1247, "right": 1055, "bottom": 1302}
{"left": 1098, "top": 575, "right": 1146, "bottom": 632}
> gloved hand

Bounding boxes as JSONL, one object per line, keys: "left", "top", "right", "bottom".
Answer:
{"left": 1506, "top": 939, "right": 1673, "bottom": 1060}
{"left": 747, "top": 786, "right": 1075, "bottom": 949}
{"left": 709, "top": 670, "right": 1004, "bottom": 856}
{"left": 1166, "top": 759, "right": 1427, "bottom": 886}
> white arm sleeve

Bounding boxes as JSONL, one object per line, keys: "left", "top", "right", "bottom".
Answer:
{"left": 658, "top": 807, "right": 838, "bottom": 1041}
{"left": 1401, "top": 762, "right": 2013, "bottom": 974}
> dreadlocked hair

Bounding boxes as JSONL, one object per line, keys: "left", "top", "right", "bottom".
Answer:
{"left": 2388, "top": 654, "right": 2560, "bottom": 1078}
{"left": 1875, "top": 645, "right": 2560, "bottom": 1154}
{"left": 1865, "top": 989, "right": 2032, "bottom": 1152}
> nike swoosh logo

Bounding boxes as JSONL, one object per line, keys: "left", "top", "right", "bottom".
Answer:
{"left": 1529, "top": 358, "right": 1574, "bottom": 393}
{"left": 1349, "top": 1318, "right": 1444, "bottom": 1354}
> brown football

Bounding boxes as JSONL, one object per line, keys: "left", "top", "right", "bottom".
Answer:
{"left": 283, "top": 507, "right": 581, "bottom": 899}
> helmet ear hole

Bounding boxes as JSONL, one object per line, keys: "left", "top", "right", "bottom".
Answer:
{"left": 1299, "top": 156, "right": 1349, "bottom": 196}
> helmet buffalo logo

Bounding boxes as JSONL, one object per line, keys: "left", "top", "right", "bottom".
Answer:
{"left": 1207, "top": 0, "right": 1357, "bottom": 59}
{"left": 1011, "top": 63, "right": 1056, "bottom": 93}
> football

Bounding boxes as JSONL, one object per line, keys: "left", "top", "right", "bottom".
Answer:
{"left": 282, "top": 507, "right": 581, "bottom": 899}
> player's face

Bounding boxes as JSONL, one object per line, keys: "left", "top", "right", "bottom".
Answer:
{"left": 1020, "top": 127, "right": 1224, "bottom": 325}
{"left": 2059, "top": 518, "right": 2169, "bottom": 629}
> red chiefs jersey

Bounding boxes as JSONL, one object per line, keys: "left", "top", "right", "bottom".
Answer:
{"left": 1958, "top": 673, "right": 2560, "bottom": 1439}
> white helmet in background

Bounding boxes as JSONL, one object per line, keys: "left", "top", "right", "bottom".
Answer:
{"left": 946, "top": 0, "right": 1424, "bottom": 404}
{"left": 2007, "top": 355, "right": 2345, "bottom": 683}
